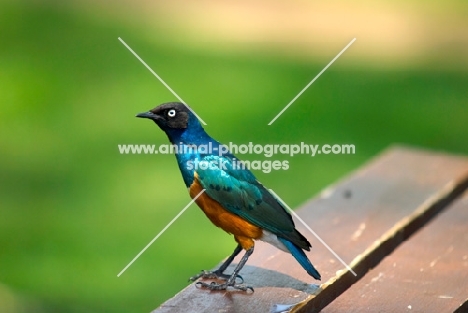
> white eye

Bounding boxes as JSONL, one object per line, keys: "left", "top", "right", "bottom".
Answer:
{"left": 167, "top": 109, "right": 176, "bottom": 117}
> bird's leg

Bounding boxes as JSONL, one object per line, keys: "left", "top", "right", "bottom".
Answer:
{"left": 189, "top": 244, "right": 243, "bottom": 282}
{"left": 195, "top": 246, "right": 254, "bottom": 292}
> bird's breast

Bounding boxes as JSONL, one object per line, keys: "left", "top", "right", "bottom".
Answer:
{"left": 189, "top": 173, "right": 262, "bottom": 250}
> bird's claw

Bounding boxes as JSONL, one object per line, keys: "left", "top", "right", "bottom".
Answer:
{"left": 189, "top": 270, "right": 243, "bottom": 284}
{"left": 189, "top": 270, "right": 226, "bottom": 281}
{"left": 195, "top": 281, "right": 254, "bottom": 293}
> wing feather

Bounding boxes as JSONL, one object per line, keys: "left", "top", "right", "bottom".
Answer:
{"left": 196, "top": 155, "right": 310, "bottom": 250}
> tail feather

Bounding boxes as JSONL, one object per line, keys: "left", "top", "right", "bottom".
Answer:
{"left": 278, "top": 237, "right": 321, "bottom": 280}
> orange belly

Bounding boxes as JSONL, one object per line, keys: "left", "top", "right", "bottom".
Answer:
{"left": 189, "top": 173, "right": 262, "bottom": 250}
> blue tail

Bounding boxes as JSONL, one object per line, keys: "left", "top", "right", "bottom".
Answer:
{"left": 278, "top": 237, "right": 321, "bottom": 280}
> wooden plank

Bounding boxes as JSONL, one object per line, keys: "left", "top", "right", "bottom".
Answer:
{"left": 291, "top": 155, "right": 468, "bottom": 313}
{"left": 321, "top": 191, "right": 468, "bottom": 313}
{"left": 153, "top": 146, "right": 468, "bottom": 313}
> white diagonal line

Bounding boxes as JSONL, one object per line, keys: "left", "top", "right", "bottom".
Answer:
{"left": 118, "top": 37, "right": 207, "bottom": 125}
{"left": 117, "top": 189, "right": 206, "bottom": 277}
{"left": 268, "top": 38, "right": 356, "bottom": 125}
{"left": 269, "top": 189, "right": 357, "bottom": 276}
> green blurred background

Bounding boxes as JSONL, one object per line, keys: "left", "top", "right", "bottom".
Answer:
{"left": 1, "top": 0, "right": 467, "bottom": 312}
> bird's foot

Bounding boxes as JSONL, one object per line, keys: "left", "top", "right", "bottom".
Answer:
{"left": 195, "top": 281, "right": 254, "bottom": 293}
{"left": 189, "top": 270, "right": 243, "bottom": 284}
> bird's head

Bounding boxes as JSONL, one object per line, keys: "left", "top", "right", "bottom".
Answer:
{"left": 136, "top": 102, "right": 204, "bottom": 142}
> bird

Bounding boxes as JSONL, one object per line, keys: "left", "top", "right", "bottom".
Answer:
{"left": 136, "top": 102, "right": 321, "bottom": 291}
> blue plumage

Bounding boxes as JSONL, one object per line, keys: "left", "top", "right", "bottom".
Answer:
{"left": 278, "top": 237, "right": 321, "bottom": 280}
{"left": 136, "top": 102, "right": 321, "bottom": 290}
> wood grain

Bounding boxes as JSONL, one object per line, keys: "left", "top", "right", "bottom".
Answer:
{"left": 322, "top": 191, "right": 468, "bottom": 313}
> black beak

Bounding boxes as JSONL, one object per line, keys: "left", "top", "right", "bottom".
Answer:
{"left": 136, "top": 111, "right": 156, "bottom": 119}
